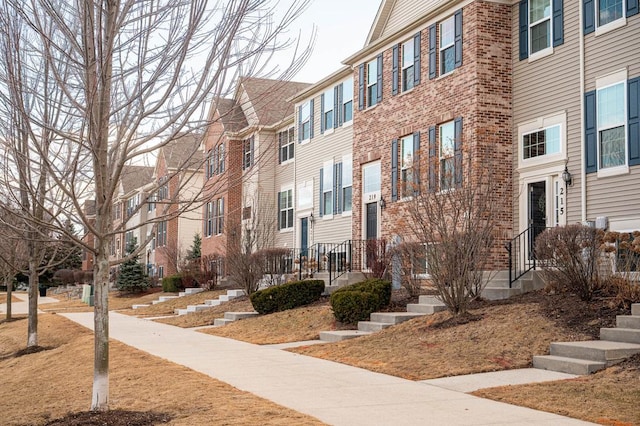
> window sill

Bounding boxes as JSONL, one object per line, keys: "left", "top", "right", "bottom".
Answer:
{"left": 322, "top": 128, "right": 335, "bottom": 136}
{"left": 364, "top": 103, "right": 380, "bottom": 112}
{"left": 322, "top": 214, "right": 334, "bottom": 221}
{"left": 341, "top": 210, "right": 353, "bottom": 218}
{"left": 518, "top": 153, "right": 566, "bottom": 171}
{"left": 528, "top": 46, "right": 554, "bottom": 63}
{"left": 280, "top": 159, "right": 294, "bottom": 166}
{"left": 299, "top": 138, "right": 311, "bottom": 146}
{"left": 342, "top": 120, "right": 353, "bottom": 128}
{"left": 597, "top": 165, "right": 629, "bottom": 178}
{"left": 398, "top": 86, "right": 416, "bottom": 97}
{"left": 437, "top": 69, "right": 456, "bottom": 80}
{"left": 279, "top": 227, "right": 293, "bottom": 233}
{"left": 595, "top": 18, "right": 627, "bottom": 37}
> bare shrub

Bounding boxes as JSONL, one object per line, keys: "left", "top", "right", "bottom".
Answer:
{"left": 390, "top": 242, "right": 426, "bottom": 297}
{"left": 535, "top": 225, "right": 604, "bottom": 301}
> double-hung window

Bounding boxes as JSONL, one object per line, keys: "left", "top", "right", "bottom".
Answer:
{"left": 322, "top": 89, "right": 334, "bottom": 131}
{"left": 597, "top": 81, "right": 626, "bottom": 169}
{"left": 322, "top": 162, "right": 333, "bottom": 216}
{"left": 156, "top": 221, "right": 167, "bottom": 247}
{"left": 243, "top": 136, "right": 254, "bottom": 170}
{"left": 279, "top": 127, "right": 294, "bottom": 163}
{"left": 529, "top": 0, "right": 551, "bottom": 54}
{"left": 343, "top": 78, "right": 353, "bottom": 122}
{"left": 342, "top": 155, "right": 353, "bottom": 212}
{"left": 300, "top": 102, "right": 311, "bottom": 141}
{"left": 599, "top": 0, "right": 624, "bottom": 26}
{"left": 367, "top": 59, "right": 378, "bottom": 108}
{"left": 402, "top": 40, "right": 415, "bottom": 91}
{"left": 205, "top": 202, "right": 214, "bottom": 236}
{"left": 214, "top": 198, "right": 224, "bottom": 235}
{"left": 440, "top": 16, "right": 455, "bottom": 75}
{"left": 216, "top": 143, "right": 225, "bottom": 174}
{"left": 400, "top": 135, "right": 415, "bottom": 197}
{"left": 440, "top": 121, "right": 455, "bottom": 191}
{"left": 278, "top": 189, "right": 293, "bottom": 230}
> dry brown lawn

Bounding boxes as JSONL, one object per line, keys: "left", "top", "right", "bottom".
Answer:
{"left": 0, "top": 293, "right": 22, "bottom": 304}
{"left": 200, "top": 304, "right": 353, "bottom": 344}
{"left": 0, "top": 313, "right": 324, "bottom": 426}
{"left": 474, "top": 356, "right": 640, "bottom": 426}
{"left": 43, "top": 289, "right": 168, "bottom": 313}
{"left": 155, "top": 297, "right": 254, "bottom": 327}
{"left": 119, "top": 290, "right": 226, "bottom": 317}
{"left": 288, "top": 301, "right": 593, "bottom": 380}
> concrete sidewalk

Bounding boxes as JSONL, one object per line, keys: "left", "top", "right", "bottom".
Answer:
{"left": 0, "top": 292, "right": 60, "bottom": 315}
{"left": 62, "top": 312, "right": 593, "bottom": 425}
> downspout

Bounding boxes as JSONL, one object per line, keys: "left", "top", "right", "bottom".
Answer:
{"left": 579, "top": 0, "right": 587, "bottom": 221}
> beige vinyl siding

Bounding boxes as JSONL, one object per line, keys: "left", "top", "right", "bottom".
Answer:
{"left": 380, "top": 0, "right": 442, "bottom": 40}
{"left": 583, "top": 15, "right": 640, "bottom": 222}
{"left": 273, "top": 128, "right": 296, "bottom": 248}
{"left": 511, "top": 0, "right": 582, "bottom": 230}
{"left": 295, "top": 91, "right": 353, "bottom": 246}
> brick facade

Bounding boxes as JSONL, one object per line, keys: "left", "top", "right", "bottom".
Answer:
{"left": 351, "top": 1, "right": 513, "bottom": 270}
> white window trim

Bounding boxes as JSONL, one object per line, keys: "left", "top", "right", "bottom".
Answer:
{"left": 400, "top": 135, "right": 414, "bottom": 199}
{"left": 279, "top": 186, "right": 294, "bottom": 231}
{"left": 517, "top": 111, "right": 567, "bottom": 170}
{"left": 366, "top": 59, "right": 378, "bottom": 108}
{"left": 439, "top": 121, "right": 455, "bottom": 192}
{"left": 342, "top": 78, "right": 354, "bottom": 125}
{"left": 341, "top": 154, "right": 353, "bottom": 215}
{"left": 297, "top": 181, "right": 314, "bottom": 211}
{"left": 322, "top": 160, "right": 334, "bottom": 220}
{"left": 596, "top": 70, "right": 628, "bottom": 178}
{"left": 439, "top": 15, "right": 455, "bottom": 76}
{"left": 301, "top": 102, "right": 311, "bottom": 142}
{"left": 401, "top": 40, "right": 415, "bottom": 92}
{"left": 323, "top": 89, "right": 334, "bottom": 133}
{"left": 528, "top": 0, "right": 552, "bottom": 56}
{"left": 595, "top": 0, "right": 626, "bottom": 34}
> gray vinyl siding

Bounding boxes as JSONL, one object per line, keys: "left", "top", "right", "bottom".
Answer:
{"left": 583, "top": 15, "right": 640, "bottom": 223}
{"left": 380, "top": 0, "right": 443, "bottom": 40}
{"left": 295, "top": 91, "right": 353, "bottom": 246}
{"left": 511, "top": 0, "right": 582, "bottom": 229}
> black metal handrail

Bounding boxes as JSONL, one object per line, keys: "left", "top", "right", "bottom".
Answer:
{"left": 328, "top": 239, "right": 387, "bottom": 285}
{"left": 505, "top": 225, "right": 548, "bottom": 287}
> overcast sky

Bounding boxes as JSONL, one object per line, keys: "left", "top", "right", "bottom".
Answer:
{"left": 279, "top": 0, "right": 381, "bottom": 83}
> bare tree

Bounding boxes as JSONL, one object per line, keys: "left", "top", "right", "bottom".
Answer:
{"left": 0, "top": 208, "right": 29, "bottom": 320}
{"left": 0, "top": 0, "right": 312, "bottom": 411}
{"left": 397, "top": 148, "right": 499, "bottom": 316}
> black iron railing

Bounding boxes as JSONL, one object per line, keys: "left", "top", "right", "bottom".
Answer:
{"left": 505, "top": 225, "right": 547, "bottom": 287}
{"left": 328, "top": 239, "right": 387, "bottom": 285}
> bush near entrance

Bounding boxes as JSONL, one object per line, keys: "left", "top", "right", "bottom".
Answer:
{"left": 250, "top": 280, "right": 325, "bottom": 314}
{"left": 330, "top": 279, "right": 391, "bottom": 324}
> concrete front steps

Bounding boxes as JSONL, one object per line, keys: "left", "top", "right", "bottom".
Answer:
{"left": 175, "top": 289, "right": 246, "bottom": 316}
{"left": 533, "top": 303, "right": 640, "bottom": 375}
{"left": 320, "top": 295, "right": 447, "bottom": 342}
{"left": 321, "top": 272, "right": 366, "bottom": 295}
{"left": 481, "top": 270, "right": 544, "bottom": 301}
{"left": 213, "top": 311, "right": 259, "bottom": 327}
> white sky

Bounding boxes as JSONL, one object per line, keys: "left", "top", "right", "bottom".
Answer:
{"left": 279, "top": 0, "right": 381, "bottom": 83}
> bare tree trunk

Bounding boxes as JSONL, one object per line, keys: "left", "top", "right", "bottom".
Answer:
{"left": 27, "top": 258, "right": 38, "bottom": 346}
{"left": 92, "top": 243, "right": 110, "bottom": 411}
{"left": 4, "top": 276, "right": 11, "bottom": 320}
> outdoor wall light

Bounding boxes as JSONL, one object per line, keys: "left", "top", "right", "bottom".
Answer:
{"left": 562, "top": 165, "right": 573, "bottom": 186}
{"left": 309, "top": 212, "right": 314, "bottom": 224}
{"left": 379, "top": 197, "right": 386, "bottom": 209}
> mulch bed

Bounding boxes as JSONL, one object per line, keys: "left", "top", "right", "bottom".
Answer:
{"left": 43, "top": 410, "right": 171, "bottom": 426}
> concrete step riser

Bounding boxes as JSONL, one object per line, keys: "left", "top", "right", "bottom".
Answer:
{"left": 406, "top": 304, "right": 447, "bottom": 314}
{"left": 481, "top": 288, "right": 521, "bottom": 301}
{"left": 369, "top": 312, "right": 424, "bottom": 324}
{"left": 418, "top": 295, "right": 443, "bottom": 305}
{"left": 617, "top": 315, "right": 640, "bottom": 329}
{"left": 227, "top": 289, "right": 246, "bottom": 297}
{"left": 205, "top": 300, "right": 221, "bottom": 306}
{"left": 319, "top": 330, "right": 372, "bottom": 342}
{"left": 213, "top": 318, "right": 234, "bottom": 327}
{"left": 551, "top": 342, "right": 640, "bottom": 362}
{"left": 601, "top": 328, "right": 640, "bottom": 344}
{"left": 224, "top": 312, "right": 259, "bottom": 321}
{"left": 533, "top": 355, "right": 606, "bottom": 375}
{"left": 358, "top": 321, "right": 392, "bottom": 332}
{"left": 632, "top": 304, "right": 640, "bottom": 316}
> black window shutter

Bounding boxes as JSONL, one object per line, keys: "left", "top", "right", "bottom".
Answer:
{"left": 552, "top": 0, "right": 564, "bottom": 46}
{"left": 309, "top": 99, "right": 315, "bottom": 139}
{"left": 584, "top": 0, "right": 595, "bottom": 34}
{"left": 376, "top": 53, "right": 383, "bottom": 103}
{"left": 298, "top": 105, "right": 303, "bottom": 142}
{"left": 391, "top": 138, "right": 398, "bottom": 201}
{"left": 454, "top": 9, "right": 463, "bottom": 68}
{"left": 454, "top": 118, "right": 463, "bottom": 187}
{"left": 428, "top": 126, "right": 436, "bottom": 191}
{"left": 585, "top": 90, "right": 597, "bottom": 173}
{"left": 413, "top": 132, "right": 421, "bottom": 195}
{"left": 250, "top": 136, "right": 255, "bottom": 167}
{"left": 629, "top": 77, "right": 640, "bottom": 166}
{"left": 277, "top": 193, "right": 282, "bottom": 230}
{"left": 334, "top": 85, "right": 341, "bottom": 128}
{"left": 519, "top": 0, "right": 529, "bottom": 60}
{"left": 319, "top": 169, "right": 324, "bottom": 217}
{"left": 278, "top": 134, "right": 282, "bottom": 165}
{"left": 358, "top": 64, "right": 365, "bottom": 110}
{"left": 392, "top": 44, "right": 399, "bottom": 95}
{"left": 320, "top": 93, "right": 325, "bottom": 134}
{"left": 428, "top": 24, "right": 437, "bottom": 79}
{"left": 629, "top": 0, "right": 639, "bottom": 18}
{"left": 414, "top": 32, "right": 421, "bottom": 85}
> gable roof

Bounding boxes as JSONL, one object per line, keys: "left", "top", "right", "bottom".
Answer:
{"left": 162, "top": 133, "right": 203, "bottom": 171}
{"left": 217, "top": 98, "right": 248, "bottom": 133}
{"left": 366, "top": 0, "right": 394, "bottom": 45}
{"left": 240, "top": 77, "right": 311, "bottom": 126}
{"left": 120, "top": 165, "right": 154, "bottom": 195}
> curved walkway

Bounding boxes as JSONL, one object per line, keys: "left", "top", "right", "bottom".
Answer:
{"left": 62, "top": 312, "right": 593, "bottom": 426}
